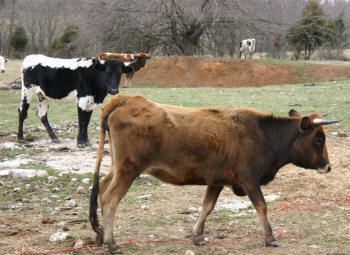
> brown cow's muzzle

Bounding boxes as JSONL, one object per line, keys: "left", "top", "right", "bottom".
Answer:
{"left": 317, "top": 164, "right": 331, "bottom": 174}
{"left": 1, "top": 70, "right": 4, "bottom": 73}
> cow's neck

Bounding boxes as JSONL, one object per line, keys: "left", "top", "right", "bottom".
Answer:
{"left": 259, "top": 116, "right": 299, "bottom": 171}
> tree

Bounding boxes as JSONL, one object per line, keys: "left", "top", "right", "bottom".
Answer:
{"left": 287, "top": 0, "right": 330, "bottom": 60}
{"left": 10, "top": 25, "right": 28, "bottom": 55}
{"left": 50, "top": 25, "right": 78, "bottom": 57}
{"left": 327, "top": 15, "right": 348, "bottom": 59}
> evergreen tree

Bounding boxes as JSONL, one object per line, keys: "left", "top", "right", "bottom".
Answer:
{"left": 10, "top": 25, "right": 28, "bottom": 54}
{"left": 50, "top": 25, "right": 78, "bottom": 57}
{"left": 327, "top": 15, "right": 348, "bottom": 59}
{"left": 287, "top": 0, "right": 329, "bottom": 60}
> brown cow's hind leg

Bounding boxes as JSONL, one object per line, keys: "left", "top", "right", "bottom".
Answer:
{"left": 191, "top": 185, "right": 223, "bottom": 245}
{"left": 100, "top": 163, "right": 140, "bottom": 254}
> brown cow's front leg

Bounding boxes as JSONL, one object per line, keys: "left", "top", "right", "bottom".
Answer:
{"left": 243, "top": 183, "right": 278, "bottom": 247}
{"left": 191, "top": 185, "right": 223, "bottom": 246}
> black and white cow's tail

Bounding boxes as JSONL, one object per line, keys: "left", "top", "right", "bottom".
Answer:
{"left": 89, "top": 114, "right": 108, "bottom": 243}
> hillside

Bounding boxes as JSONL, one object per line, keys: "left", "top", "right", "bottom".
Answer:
{"left": 131, "top": 56, "right": 350, "bottom": 87}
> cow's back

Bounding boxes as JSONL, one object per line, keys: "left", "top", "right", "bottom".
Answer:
{"left": 104, "top": 95, "right": 261, "bottom": 185}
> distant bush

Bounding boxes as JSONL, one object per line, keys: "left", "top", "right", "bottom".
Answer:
{"left": 50, "top": 25, "right": 78, "bottom": 57}
{"left": 10, "top": 25, "right": 28, "bottom": 57}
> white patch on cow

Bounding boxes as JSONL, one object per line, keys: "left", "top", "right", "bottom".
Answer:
{"left": 78, "top": 96, "right": 99, "bottom": 112}
{"left": 20, "top": 85, "right": 39, "bottom": 111}
{"left": 0, "top": 55, "right": 5, "bottom": 72}
{"left": 20, "top": 84, "right": 78, "bottom": 111}
{"left": 37, "top": 99, "right": 49, "bottom": 118}
{"left": 124, "top": 54, "right": 135, "bottom": 60}
{"left": 61, "top": 90, "right": 77, "bottom": 101}
{"left": 22, "top": 54, "right": 94, "bottom": 71}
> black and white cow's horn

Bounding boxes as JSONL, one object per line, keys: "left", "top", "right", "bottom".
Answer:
{"left": 321, "top": 113, "right": 329, "bottom": 117}
{"left": 312, "top": 118, "right": 341, "bottom": 125}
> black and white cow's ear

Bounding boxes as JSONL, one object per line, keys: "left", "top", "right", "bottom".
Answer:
{"left": 122, "top": 64, "right": 134, "bottom": 74}
{"left": 289, "top": 109, "right": 301, "bottom": 117}
{"left": 92, "top": 58, "right": 106, "bottom": 71}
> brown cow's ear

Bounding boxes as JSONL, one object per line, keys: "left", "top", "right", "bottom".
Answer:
{"left": 299, "top": 116, "right": 313, "bottom": 133}
{"left": 289, "top": 109, "right": 301, "bottom": 117}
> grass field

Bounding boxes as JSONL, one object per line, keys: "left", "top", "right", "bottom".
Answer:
{"left": 0, "top": 79, "right": 349, "bottom": 254}
{"left": 0, "top": 80, "right": 349, "bottom": 137}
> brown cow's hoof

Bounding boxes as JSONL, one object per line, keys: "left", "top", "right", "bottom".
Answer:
{"left": 266, "top": 240, "right": 280, "bottom": 247}
{"left": 104, "top": 243, "right": 123, "bottom": 254}
{"left": 192, "top": 235, "right": 208, "bottom": 246}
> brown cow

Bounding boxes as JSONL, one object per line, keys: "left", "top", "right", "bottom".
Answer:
{"left": 90, "top": 95, "right": 338, "bottom": 254}
{"left": 99, "top": 52, "right": 151, "bottom": 88}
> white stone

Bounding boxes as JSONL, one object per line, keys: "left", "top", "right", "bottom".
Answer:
{"left": 216, "top": 194, "right": 280, "bottom": 212}
{"left": 76, "top": 186, "right": 85, "bottom": 194}
{"left": 1, "top": 142, "right": 19, "bottom": 150}
{"left": 0, "top": 169, "right": 47, "bottom": 179}
{"left": 82, "top": 178, "right": 90, "bottom": 184}
{"left": 140, "top": 205, "right": 150, "bottom": 210}
{"left": 47, "top": 176, "right": 58, "bottom": 183}
{"left": 0, "top": 158, "right": 33, "bottom": 169}
{"left": 74, "top": 239, "right": 84, "bottom": 248}
{"left": 52, "top": 187, "right": 60, "bottom": 192}
{"left": 64, "top": 199, "right": 77, "bottom": 208}
{"left": 137, "top": 194, "right": 153, "bottom": 200}
{"left": 49, "top": 232, "right": 72, "bottom": 242}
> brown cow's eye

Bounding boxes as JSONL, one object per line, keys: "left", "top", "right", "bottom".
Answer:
{"left": 315, "top": 136, "right": 324, "bottom": 146}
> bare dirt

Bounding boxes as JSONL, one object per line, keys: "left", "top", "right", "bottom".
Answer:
{"left": 0, "top": 131, "right": 349, "bottom": 255}
{"left": 130, "top": 56, "right": 350, "bottom": 87}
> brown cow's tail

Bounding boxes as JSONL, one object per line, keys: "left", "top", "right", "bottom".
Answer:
{"left": 89, "top": 115, "right": 108, "bottom": 241}
{"left": 89, "top": 95, "right": 126, "bottom": 243}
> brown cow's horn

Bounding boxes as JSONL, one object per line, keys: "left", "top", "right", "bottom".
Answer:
{"left": 312, "top": 118, "right": 340, "bottom": 125}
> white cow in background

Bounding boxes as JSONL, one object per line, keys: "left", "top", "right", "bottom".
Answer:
{"left": 239, "top": 38, "right": 256, "bottom": 59}
{"left": 0, "top": 55, "right": 8, "bottom": 73}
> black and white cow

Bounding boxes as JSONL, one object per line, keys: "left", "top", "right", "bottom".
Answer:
{"left": 0, "top": 55, "right": 8, "bottom": 73}
{"left": 17, "top": 54, "right": 133, "bottom": 147}
{"left": 239, "top": 38, "right": 256, "bottom": 59}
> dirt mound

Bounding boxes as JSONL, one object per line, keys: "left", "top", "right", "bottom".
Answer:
{"left": 131, "top": 56, "right": 350, "bottom": 87}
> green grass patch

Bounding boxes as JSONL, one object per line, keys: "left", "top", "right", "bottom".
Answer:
{"left": 0, "top": 80, "right": 349, "bottom": 139}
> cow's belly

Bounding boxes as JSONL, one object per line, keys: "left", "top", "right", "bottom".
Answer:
{"left": 145, "top": 167, "right": 207, "bottom": 185}
{"left": 145, "top": 164, "right": 235, "bottom": 186}
{"left": 23, "top": 85, "right": 77, "bottom": 102}
{"left": 23, "top": 86, "right": 100, "bottom": 111}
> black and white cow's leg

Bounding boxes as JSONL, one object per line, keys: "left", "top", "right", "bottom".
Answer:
{"left": 191, "top": 185, "right": 223, "bottom": 245}
{"left": 77, "top": 106, "right": 93, "bottom": 147}
{"left": 36, "top": 95, "right": 60, "bottom": 143}
{"left": 18, "top": 97, "right": 30, "bottom": 141}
